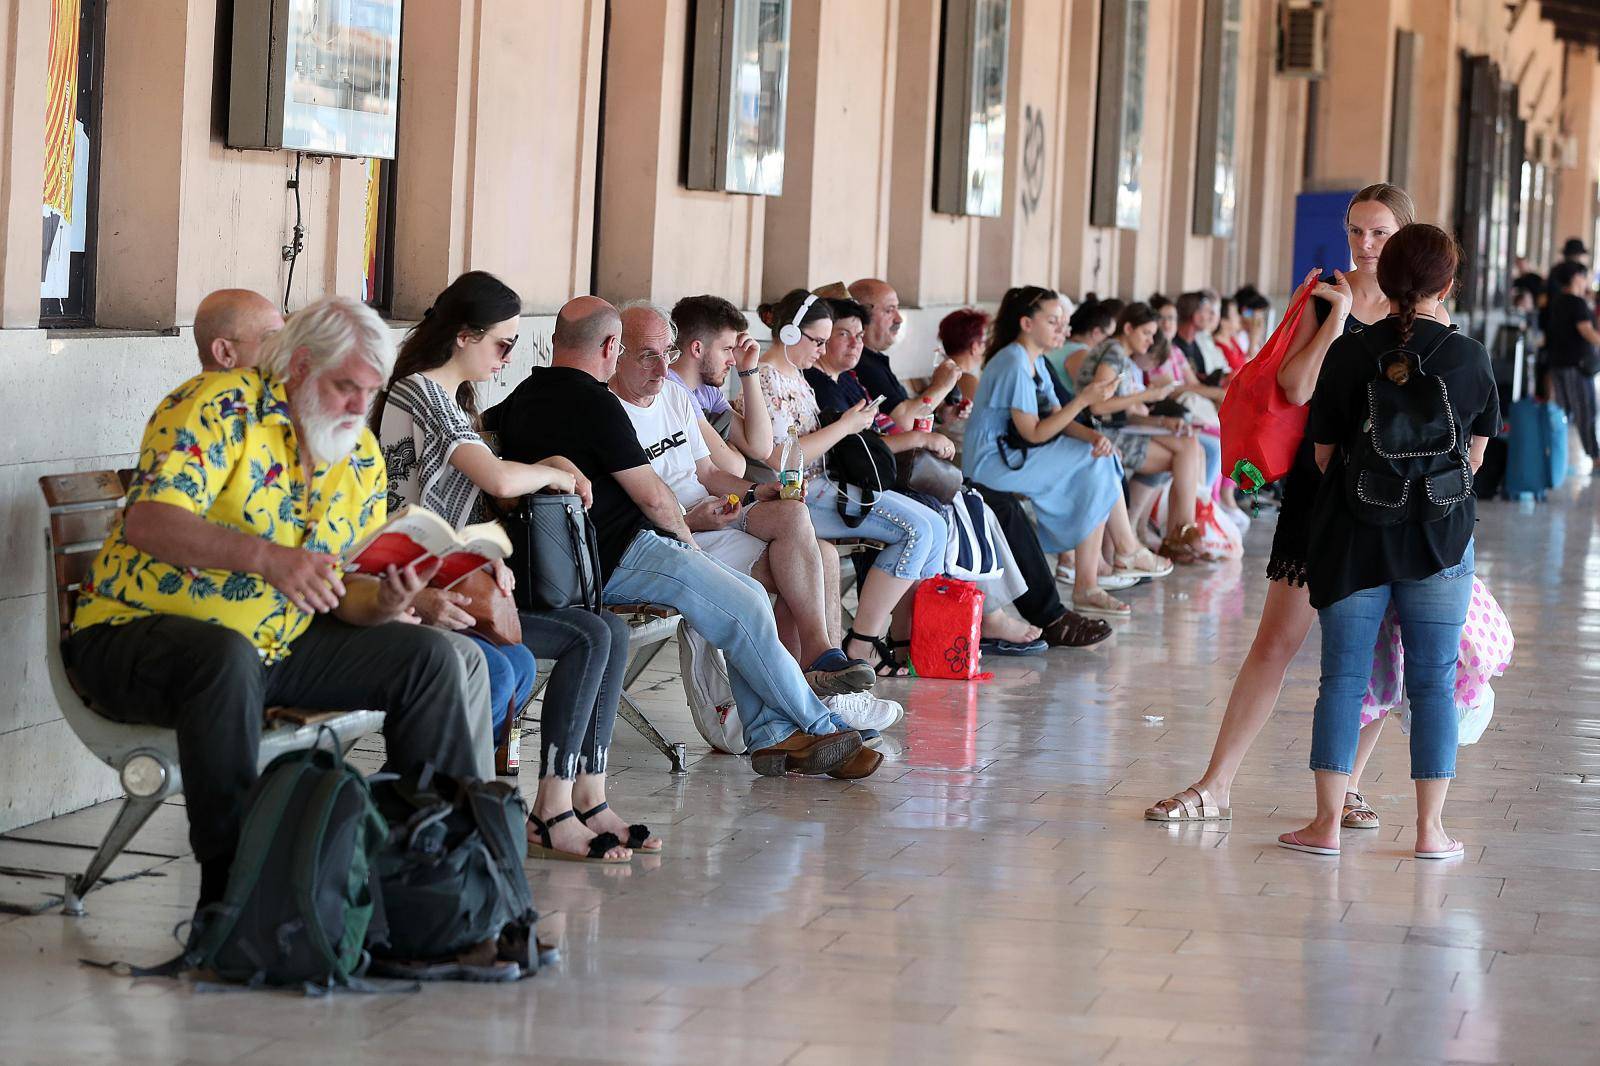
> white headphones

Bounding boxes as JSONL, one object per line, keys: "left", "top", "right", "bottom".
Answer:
{"left": 778, "top": 293, "right": 820, "bottom": 347}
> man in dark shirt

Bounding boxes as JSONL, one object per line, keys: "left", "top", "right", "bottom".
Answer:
{"left": 1544, "top": 259, "right": 1600, "bottom": 466}
{"left": 485, "top": 297, "right": 868, "bottom": 778}
{"left": 847, "top": 278, "right": 963, "bottom": 429}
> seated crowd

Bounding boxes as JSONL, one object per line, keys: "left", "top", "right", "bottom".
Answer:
{"left": 64, "top": 272, "right": 1272, "bottom": 906}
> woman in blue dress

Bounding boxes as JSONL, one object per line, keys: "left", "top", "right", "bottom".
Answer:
{"left": 965, "top": 286, "right": 1170, "bottom": 619}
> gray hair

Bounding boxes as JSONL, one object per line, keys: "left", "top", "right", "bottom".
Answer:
{"left": 618, "top": 299, "right": 678, "bottom": 343}
{"left": 258, "top": 295, "right": 395, "bottom": 381}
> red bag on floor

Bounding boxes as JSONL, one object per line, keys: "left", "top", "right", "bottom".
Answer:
{"left": 909, "top": 577, "right": 991, "bottom": 681}
{"left": 1218, "top": 278, "right": 1318, "bottom": 497}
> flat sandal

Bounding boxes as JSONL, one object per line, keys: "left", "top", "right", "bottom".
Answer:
{"left": 1341, "top": 791, "right": 1381, "bottom": 830}
{"left": 1145, "top": 786, "right": 1231, "bottom": 823}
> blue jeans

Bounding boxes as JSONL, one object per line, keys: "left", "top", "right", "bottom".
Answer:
{"left": 804, "top": 478, "right": 947, "bottom": 580}
{"left": 1197, "top": 432, "right": 1221, "bottom": 490}
{"left": 1310, "top": 543, "right": 1475, "bottom": 780}
{"left": 603, "top": 530, "right": 837, "bottom": 752}
{"left": 465, "top": 632, "right": 538, "bottom": 738}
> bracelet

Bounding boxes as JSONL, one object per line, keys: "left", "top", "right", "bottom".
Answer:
{"left": 738, "top": 367, "right": 761, "bottom": 378}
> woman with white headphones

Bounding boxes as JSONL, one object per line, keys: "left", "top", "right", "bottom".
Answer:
{"left": 739, "top": 288, "right": 947, "bottom": 676}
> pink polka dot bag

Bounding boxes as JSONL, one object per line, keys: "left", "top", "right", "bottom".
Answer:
{"left": 1360, "top": 577, "right": 1513, "bottom": 745}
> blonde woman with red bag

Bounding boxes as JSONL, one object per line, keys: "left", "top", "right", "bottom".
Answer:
{"left": 1145, "top": 183, "right": 1417, "bottom": 827}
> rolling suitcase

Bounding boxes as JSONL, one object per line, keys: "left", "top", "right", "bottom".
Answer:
{"left": 1505, "top": 398, "right": 1546, "bottom": 499}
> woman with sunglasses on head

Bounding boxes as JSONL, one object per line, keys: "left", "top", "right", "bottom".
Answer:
{"left": 741, "top": 288, "right": 947, "bottom": 676}
{"left": 1146, "top": 183, "right": 1416, "bottom": 828}
{"left": 378, "top": 271, "right": 657, "bottom": 864}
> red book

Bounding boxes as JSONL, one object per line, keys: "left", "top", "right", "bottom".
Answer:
{"left": 341, "top": 506, "right": 512, "bottom": 589}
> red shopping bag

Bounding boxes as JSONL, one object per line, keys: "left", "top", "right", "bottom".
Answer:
{"left": 909, "top": 577, "right": 992, "bottom": 681}
{"left": 1218, "top": 279, "right": 1318, "bottom": 501}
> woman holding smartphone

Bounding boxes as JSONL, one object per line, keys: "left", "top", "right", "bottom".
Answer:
{"left": 741, "top": 289, "right": 946, "bottom": 676}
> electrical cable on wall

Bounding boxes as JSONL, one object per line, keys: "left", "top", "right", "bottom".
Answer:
{"left": 281, "top": 152, "right": 305, "bottom": 313}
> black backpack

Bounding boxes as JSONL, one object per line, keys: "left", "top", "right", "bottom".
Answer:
{"left": 818, "top": 410, "right": 898, "bottom": 527}
{"left": 367, "top": 768, "right": 541, "bottom": 981}
{"left": 127, "top": 740, "right": 392, "bottom": 991}
{"left": 1342, "top": 324, "right": 1474, "bottom": 526}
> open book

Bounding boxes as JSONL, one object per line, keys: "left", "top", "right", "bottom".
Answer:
{"left": 341, "top": 506, "right": 512, "bottom": 589}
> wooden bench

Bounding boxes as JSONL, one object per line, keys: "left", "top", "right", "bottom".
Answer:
{"left": 38, "top": 471, "right": 385, "bottom": 916}
{"left": 524, "top": 603, "right": 689, "bottom": 775}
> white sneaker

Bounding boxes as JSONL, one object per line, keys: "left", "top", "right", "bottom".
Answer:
{"left": 824, "top": 691, "right": 905, "bottom": 732}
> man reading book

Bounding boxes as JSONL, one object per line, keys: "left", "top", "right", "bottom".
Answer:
{"left": 65, "top": 296, "right": 488, "bottom": 909}
{"left": 485, "top": 295, "right": 879, "bottom": 779}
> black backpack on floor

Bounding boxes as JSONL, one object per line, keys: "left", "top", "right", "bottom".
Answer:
{"left": 1343, "top": 325, "right": 1474, "bottom": 526}
{"left": 183, "top": 741, "right": 389, "bottom": 990}
{"left": 367, "top": 768, "right": 540, "bottom": 979}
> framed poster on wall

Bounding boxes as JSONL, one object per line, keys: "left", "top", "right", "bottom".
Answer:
{"left": 933, "top": 0, "right": 1011, "bottom": 218}
{"left": 685, "top": 0, "right": 792, "bottom": 196}
{"left": 228, "top": 0, "right": 402, "bottom": 159}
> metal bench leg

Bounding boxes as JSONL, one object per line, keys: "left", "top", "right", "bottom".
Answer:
{"left": 617, "top": 692, "right": 689, "bottom": 775}
{"left": 62, "top": 793, "right": 164, "bottom": 917}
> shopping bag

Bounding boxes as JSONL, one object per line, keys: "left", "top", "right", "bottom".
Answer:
{"left": 1218, "top": 279, "right": 1318, "bottom": 501}
{"left": 908, "top": 577, "right": 991, "bottom": 681}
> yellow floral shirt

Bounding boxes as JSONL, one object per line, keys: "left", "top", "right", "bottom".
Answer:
{"left": 72, "top": 369, "right": 387, "bottom": 663}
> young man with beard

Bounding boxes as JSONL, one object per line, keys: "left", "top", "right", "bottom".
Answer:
{"left": 666, "top": 294, "right": 772, "bottom": 475}
{"left": 65, "top": 296, "right": 488, "bottom": 909}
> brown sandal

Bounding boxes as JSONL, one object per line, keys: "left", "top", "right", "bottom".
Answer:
{"left": 1158, "top": 524, "right": 1203, "bottom": 564}
{"left": 1042, "top": 610, "right": 1112, "bottom": 647}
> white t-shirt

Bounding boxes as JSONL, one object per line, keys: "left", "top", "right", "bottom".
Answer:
{"left": 617, "top": 385, "right": 711, "bottom": 510}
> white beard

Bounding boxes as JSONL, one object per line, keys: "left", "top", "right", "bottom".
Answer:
{"left": 296, "top": 385, "right": 364, "bottom": 464}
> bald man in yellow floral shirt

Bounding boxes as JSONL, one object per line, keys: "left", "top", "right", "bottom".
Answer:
{"left": 66, "top": 296, "right": 485, "bottom": 909}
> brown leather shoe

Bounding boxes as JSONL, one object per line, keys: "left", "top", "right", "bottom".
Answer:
{"left": 825, "top": 746, "right": 884, "bottom": 780}
{"left": 750, "top": 729, "right": 862, "bottom": 777}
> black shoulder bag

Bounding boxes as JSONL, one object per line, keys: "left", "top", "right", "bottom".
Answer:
{"left": 484, "top": 494, "right": 603, "bottom": 612}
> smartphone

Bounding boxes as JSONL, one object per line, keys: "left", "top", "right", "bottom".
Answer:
{"left": 863, "top": 394, "right": 886, "bottom": 412}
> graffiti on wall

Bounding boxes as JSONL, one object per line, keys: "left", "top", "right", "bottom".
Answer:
{"left": 1020, "top": 103, "right": 1046, "bottom": 221}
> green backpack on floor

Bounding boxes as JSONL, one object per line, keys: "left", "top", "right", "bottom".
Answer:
{"left": 183, "top": 740, "right": 390, "bottom": 990}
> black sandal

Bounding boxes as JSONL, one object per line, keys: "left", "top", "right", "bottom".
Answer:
{"left": 526, "top": 810, "right": 629, "bottom": 863}
{"left": 845, "top": 628, "right": 911, "bottom": 677}
{"left": 1041, "top": 611, "right": 1112, "bottom": 648}
{"left": 576, "top": 802, "right": 662, "bottom": 853}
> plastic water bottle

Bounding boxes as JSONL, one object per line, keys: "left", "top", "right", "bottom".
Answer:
{"left": 779, "top": 427, "right": 804, "bottom": 500}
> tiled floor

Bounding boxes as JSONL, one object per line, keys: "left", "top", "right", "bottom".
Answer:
{"left": 4, "top": 480, "right": 1600, "bottom": 1065}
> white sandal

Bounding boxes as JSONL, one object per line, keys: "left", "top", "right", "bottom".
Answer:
{"left": 1115, "top": 547, "right": 1174, "bottom": 579}
{"left": 1072, "top": 588, "right": 1131, "bottom": 618}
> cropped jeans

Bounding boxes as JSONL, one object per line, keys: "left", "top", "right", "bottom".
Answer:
{"left": 603, "top": 530, "right": 838, "bottom": 753}
{"left": 803, "top": 476, "right": 947, "bottom": 580}
{"left": 1310, "top": 542, "right": 1476, "bottom": 781}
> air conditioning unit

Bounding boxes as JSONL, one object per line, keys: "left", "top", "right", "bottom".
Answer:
{"left": 1278, "top": 0, "right": 1327, "bottom": 79}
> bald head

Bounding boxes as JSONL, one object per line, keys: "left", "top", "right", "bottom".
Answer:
{"left": 195, "top": 289, "right": 284, "bottom": 372}
{"left": 551, "top": 295, "right": 623, "bottom": 381}
{"left": 848, "top": 278, "right": 902, "bottom": 351}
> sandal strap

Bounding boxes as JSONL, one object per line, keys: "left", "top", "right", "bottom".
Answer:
{"left": 576, "top": 802, "right": 610, "bottom": 823}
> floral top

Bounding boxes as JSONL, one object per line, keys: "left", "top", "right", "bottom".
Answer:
{"left": 377, "top": 373, "right": 487, "bottom": 529}
{"left": 734, "top": 363, "right": 825, "bottom": 478}
{"left": 72, "top": 369, "right": 387, "bottom": 663}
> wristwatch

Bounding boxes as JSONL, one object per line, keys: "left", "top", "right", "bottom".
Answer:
{"left": 737, "top": 367, "right": 761, "bottom": 378}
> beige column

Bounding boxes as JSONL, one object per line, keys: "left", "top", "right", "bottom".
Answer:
{"left": 0, "top": 1, "right": 47, "bottom": 326}
{"left": 392, "top": 0, "right": 476, "bottom": 318}
{"left": 1308, "top": 0, "right": 1401, "bottom": 190}
{"left": 1555, "top": 44, "right": 1600, "bottom": 254}
{"left": 596, "top": 0, "right": 765, "bottom": 309}
{"left": 1407, "top": 1, "right": 1458, "bottom": 223}
{"left": 886, "top": 0, "right": 981, "bottom": 307}
{"left": 1159, "top": 0, "right": 1207, "bottom": 295}
{"left": 1237, "top": 0, "right": 1307, "bottom": 295}
{"left": 94, "top": 0, "right": 189, "bottom": 328}
{"left": 763, "top": 0, "right": 897, "bottom": 297}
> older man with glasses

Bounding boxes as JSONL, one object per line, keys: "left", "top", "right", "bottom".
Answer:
{"left": 484, "top": 296, "right": 883, "bottom": 779}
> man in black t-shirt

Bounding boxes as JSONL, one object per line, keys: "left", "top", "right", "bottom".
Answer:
{"left": 1544, "top": 259, "right": 1600, "bottom": 465}
{"left": 486, "top": 297, "right": 870, "bottom": 778}
{"left": 847, "top": 279, "right": 963, "bottom": 429}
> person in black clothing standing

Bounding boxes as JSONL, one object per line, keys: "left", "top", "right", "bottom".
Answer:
{"left": 1279, "top": 223, "right": 1498, "bottom": 861}
{"left": 1544, "top": 259, "right": 1600, "bottom": 470}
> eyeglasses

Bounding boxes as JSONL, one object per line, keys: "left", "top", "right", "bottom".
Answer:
{"left": 496, "top": 336, "right": 518, "bottom": 357}
{"left": 633, "top": 346, "right": 681, "bottom": 369}
{"left": 799, "top": 332, "right": 829, "bottom": 349}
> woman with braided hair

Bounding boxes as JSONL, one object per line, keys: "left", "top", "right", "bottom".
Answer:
{"left": 1278, "top": 223, "right": 1498, "bottom": 859}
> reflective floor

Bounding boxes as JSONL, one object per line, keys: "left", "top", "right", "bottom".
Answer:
{"left": 4, "top": 480, "right": 1600, "bottom": 1065}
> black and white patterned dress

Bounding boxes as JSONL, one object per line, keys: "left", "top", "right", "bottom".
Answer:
{"left": 377, "top": 374, "right": 487, "bottom": 529}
